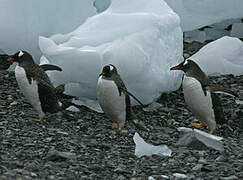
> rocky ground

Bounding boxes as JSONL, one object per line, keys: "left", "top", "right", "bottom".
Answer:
{"left": 0, "top": 44, "right": 243, "bottom": 180}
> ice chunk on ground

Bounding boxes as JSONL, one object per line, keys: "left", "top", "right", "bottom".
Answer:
{"left": 231, "top": 23, "right": 243, "bottom": 38}
{"left": 65, "top": 105, "right": 80, "bottom": 112}
{"left": 39, "top": 0, "right": 183, "bottom": 105}
{"left": 190, "top": 36, "right": 243, "bottom": 76}
{"left": 235, "top": 100, "right": 243, "bottom": 105}
{"left": 142, "top": 102, "right": 163, "bottom": 112}
{"left": 0, "top": 0, "right": 96, "bottom": 61}
{"left": 177, "top": 127, "right": 224, "bottom": 151}
{"left": 177, "top": 127, "right": 223, "bottom": 141}
{"left": 164, "top": 0, "right": 243, "bottom": 31}
{"left": 133, "top": 132, "right": 172, "bottom": 158}
{"left": 72, "top": 98, "right": 103, "bottom": 113}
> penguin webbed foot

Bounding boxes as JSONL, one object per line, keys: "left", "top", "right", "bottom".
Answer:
{"left": 112, "top": 123, "right": 122, "bottom": 131}
{"left": 33, "top": 117, "right": 44, "bottom": 122}
{"left": 190, "top": 122, "right": 207, "bottom": 128}
{"left": 209, "top": 130, "right": 214, "bottom": 134}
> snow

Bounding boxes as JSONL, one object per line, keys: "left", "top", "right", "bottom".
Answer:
{"left": 164, "top": 0, "right": 243, "bottom": 31}
{"left": 190, "top": 36, "right": 243, "bottom": 76}
{"left": 0, "top": 0, "right": 96, "bottom": 61}
{"left": 39, "top": 0, "right": 183, "bottom": 105}
{"left": 133, "top": 133, "right": 172, "bottom": 158}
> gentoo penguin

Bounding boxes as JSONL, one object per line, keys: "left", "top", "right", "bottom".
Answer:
{"left": 8, "top": 51, "right": 62, "bottom": 121}
{"left": 170, "top": 59, "right": 238, "bottom": 134}
{"left": 97, "top": 64, "right": 144, "bottom": 130}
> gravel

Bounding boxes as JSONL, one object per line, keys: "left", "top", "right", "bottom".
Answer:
{"left": 0, "top": 44, "right": 243, "bottom": 179}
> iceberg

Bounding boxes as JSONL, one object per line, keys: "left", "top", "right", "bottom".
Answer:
{"left": 164, "top": 0, "right": 243, "bottom": 31}
{"left": 190, "top": 36, "right": 243, "bottom": 76}
{"left": 0, "top": 0, "right": 96, "bottom": 60}
{"left": 39, "top": 0, "right": 183, "bottom": 105}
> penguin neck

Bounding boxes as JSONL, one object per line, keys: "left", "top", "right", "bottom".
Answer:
{"left": 18, "top": 60, "right": 35, "bottom": 69}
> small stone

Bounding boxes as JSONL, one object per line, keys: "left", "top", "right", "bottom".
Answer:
{"left": 30, "top": 172, "right": 37, "bottom": 177}
{"left": 215, "top": 155, "right": 227, "bottom": 162}
{"left": 173, "top": 173, "right": 188, "bottom": 179}
{"left": 183, "top": 53, "right": 190, "bottom": 59}
{"left": 117, "top": 175, "right": 126, "bottom": 180}
{"left": 148, "top": 176, "right": 156, "bottom": 180}
{"left": 160, "top": 175, "right": 169, "bottom": 179}
{"left": 10, "top": 101, "right": 18, "bottom": 106}
{"left": 220, "top": 175, "right": 238, "bottom": 180}
{"left": 198, "top": 157, "right": 207, "bottom": 164}
{"left": 192, "top": 164, "right": 203, "bottom": 171}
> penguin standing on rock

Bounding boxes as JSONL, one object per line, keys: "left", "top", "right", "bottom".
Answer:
{"left": 97, "top": 64, "right": 144, "bottom": 130}
{"left": 170, "top": 59, "right": 238, "bottom": 134}
{"left": 8, "top": 51, "right": 62, "bottom": 121}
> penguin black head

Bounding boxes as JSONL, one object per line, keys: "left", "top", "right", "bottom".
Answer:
{"left": 7, "top": 51, "right": 34, "bottom": 64}
{"left": 99, "top": 64, "right": 118, "bottom": 78}
{"left": 170, "top": 59, "right": 201, "bottom": 73}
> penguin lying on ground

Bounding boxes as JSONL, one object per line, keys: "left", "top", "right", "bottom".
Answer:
{"left": 97, "top": 64, "right": 144, "bottom": 130}
{"left": 8, "top": 51, "right": 62, "bottom": 121}
{"left": 170, "top": 59, "right": 238, "bottom": 134}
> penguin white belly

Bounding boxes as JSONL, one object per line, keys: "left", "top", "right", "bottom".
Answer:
{"left": 97, "top": 77, "right": 126, "bottom": 125}
{"left": 15, "top": 65, "right": 45, "bottom": 118}
{"left": 183, "top": 76, "right": 215, "bottom": 129}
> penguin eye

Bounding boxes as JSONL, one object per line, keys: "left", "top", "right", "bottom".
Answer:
{"left": 18, "top": 51, "right": 24, "bottom": 58}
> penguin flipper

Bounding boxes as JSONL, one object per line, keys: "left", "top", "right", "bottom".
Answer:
{"left": 120, "top": 88, "right": 144, "bottom": 107}
{"left": 40, "top": 64, "right": 62, "bottom": 72}
{"left": 209, "top": 85, "right": 239, "bottom": 98}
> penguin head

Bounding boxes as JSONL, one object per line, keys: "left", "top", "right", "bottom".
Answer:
{"left": 99, "top": 64, "right": 118, "bottom": 78}
{"left": 170, "top": 59, "right": 199, "bottom": 74}
{"left": 7, "top": 51, "right": 34, "bottom": 64}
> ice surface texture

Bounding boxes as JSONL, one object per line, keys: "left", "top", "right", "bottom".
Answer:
{"left": 39, "top": 0, "right": 183, "bottom": 104}
{"left": 164, "top": 0, "right": 243, "bottom": 31}
{"left": 0, "top": 0, "right": 96, "bottom": 60}
{"left": 191, "top": 36, "right": 243, "bottom": 76}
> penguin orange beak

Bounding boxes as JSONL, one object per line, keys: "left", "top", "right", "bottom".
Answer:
{"left": 7, "top": 57, "right": 15, "bottom": 61}
{"left": 99, "top": 73, "right": 106, "bottom": 76}
{"left": 170, "top": 65, "right": 182, "bottom": 71}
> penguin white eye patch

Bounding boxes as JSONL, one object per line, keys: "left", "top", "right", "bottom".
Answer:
{"left": 18, "top": 51, "right": 24, "bottom": 57}
{"left": 183, "top": 60, "right": 188, "bottom": 66}
{"left": 109, "top": 65, "right": 114, "bottom": 71}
